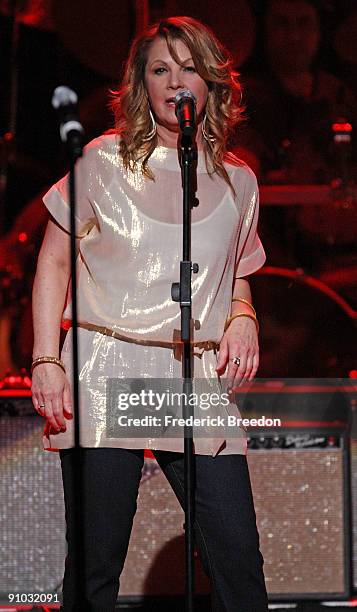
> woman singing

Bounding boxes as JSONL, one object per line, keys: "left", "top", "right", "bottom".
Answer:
{"left": 31, "top": 16, "right": 268, "bottom": 611}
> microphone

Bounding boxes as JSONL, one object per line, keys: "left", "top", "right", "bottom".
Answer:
{"left": 175, "top": 90, "right": 197, "bottom": 136}
{"left": 51, "top": 86, "right": 84, "bottom": 158}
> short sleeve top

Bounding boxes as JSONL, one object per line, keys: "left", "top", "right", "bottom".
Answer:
{"left": 43, "top": 133, "right": 266, "bottom": 344}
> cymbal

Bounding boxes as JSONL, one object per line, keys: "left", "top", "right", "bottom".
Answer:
{"left": 52, "top": 0, "right": 135, "bottom": 80}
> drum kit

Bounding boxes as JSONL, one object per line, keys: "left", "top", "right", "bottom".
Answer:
{"left": 0, "top": 0, "right": 356, "bottom": 381}
{"left": 254, "top": 182, "right": 357, "bottom": 379}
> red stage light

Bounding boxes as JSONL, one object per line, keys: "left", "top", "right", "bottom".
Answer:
{"left": 18, "top": 232, "right": 28, "bottom": 243}
{"left": 332, "top": 122, "right": 353, "bottom": 133}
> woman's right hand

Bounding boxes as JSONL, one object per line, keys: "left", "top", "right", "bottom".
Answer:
{"left": 31, "top": 363, "right": 73, "bottom": 432}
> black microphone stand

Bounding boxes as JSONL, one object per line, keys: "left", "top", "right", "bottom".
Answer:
{"left": 171, "top": 133, "right": 199, "bottom": 612}
{"left": 57, "top": 120, "right": 86, "bottom": 608}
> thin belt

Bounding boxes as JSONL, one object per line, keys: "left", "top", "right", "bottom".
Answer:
{"left": 76, "top": 322, "right": 219, "bottom": 353}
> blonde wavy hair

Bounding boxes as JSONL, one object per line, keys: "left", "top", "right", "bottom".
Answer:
{"left": 111, "top": 16, "right": 244, "bottom": 191}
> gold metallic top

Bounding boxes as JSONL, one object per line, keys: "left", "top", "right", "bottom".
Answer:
{"left": 41, "top": 134, "right": 266, "bottom": 456}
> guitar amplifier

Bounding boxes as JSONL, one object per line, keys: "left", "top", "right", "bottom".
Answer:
{"left": 0, "top": 392, "right": 65, "bottom": 602}
{"left": 0, "top": 382, "right": 355, "bottom": 604}
{"left": 246, "top": 431, "right": 351, "bottom": 600}
{"left": 239, "top": 380, "right": 354, "bottom": 600}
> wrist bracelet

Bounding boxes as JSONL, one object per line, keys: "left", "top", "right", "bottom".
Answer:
{"left": 224, "top": 312, "right": 259, "bottom": 334}
{"left": 231, "top": 297, "right": 256, "bottom": 317}
{"left": 31, "top": 356, "right": 66, "bottom": 374}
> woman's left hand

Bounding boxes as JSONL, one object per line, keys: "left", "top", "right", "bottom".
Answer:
{"left": 215, "top": 315, "right": 259, "bottom": 392}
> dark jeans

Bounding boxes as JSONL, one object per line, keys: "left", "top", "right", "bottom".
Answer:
{"left": 59, "top": 447, "right": 268, "bottom": 611}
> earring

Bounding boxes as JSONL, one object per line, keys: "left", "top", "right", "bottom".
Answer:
{"left": 142, "top": 108, "right": 157, "bottom": 142}
{"left": 201, "top": 114, "right": 215, "bottom": 143}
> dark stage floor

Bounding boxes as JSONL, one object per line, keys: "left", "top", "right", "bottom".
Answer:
{"left": 114, "top": 599, "right": 357, "bottom": 611}
{"left": 1, "top": 600, "right": 355, "bottom": 611}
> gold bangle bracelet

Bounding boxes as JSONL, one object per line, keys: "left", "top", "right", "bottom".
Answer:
{"left": 231, "top": 297, "right": 256, "bottom": 317}
{"left": 31, "top": 356, "right": 66, "bottom": 374}
{"left": 224, "top": 312, "right": 259, "bottom": 334}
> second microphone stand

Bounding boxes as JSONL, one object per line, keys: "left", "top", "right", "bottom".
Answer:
{"left": 66, "top": 138, "right": 86, "bottom": 608}
{"left": 171, "top": 134, "right": 199, "bottom": 612}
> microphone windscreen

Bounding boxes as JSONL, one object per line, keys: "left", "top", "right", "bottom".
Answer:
{"left": 52, "top": 86, "right": 78, "bottom": 109}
